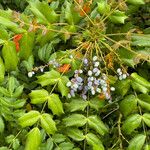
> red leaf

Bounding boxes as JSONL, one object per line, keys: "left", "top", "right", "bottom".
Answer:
{"left": 13, "top": 34, "right": 22, "bottom": 52}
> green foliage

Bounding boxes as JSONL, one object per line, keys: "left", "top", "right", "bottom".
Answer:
{"left": 0, "top": 0, "right": 149, "bottom": 149}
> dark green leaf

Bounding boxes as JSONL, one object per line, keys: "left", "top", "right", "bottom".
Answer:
{"left": 119, "top": 95, "right": 138, "bottom": 117}
{"left": 88, "top": 115, "right": 108, "bottom": 135}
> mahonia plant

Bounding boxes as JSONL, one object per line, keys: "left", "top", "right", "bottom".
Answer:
{"left": 0, "top": 0, "right": 150, "bottom": 150}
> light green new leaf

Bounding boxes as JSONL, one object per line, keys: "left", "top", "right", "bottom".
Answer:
{"left": 29, "top": 89, "right": 49, "bottom": 104}
{"left": 40, "top": 113, "right": 57, "bottom": 135}
{"left": 127, "top": 134, "right": 146, "bottom": 150}
{"left": 65, "top": 128, "right": 85, "bottom": 141}
{"left": 2, "top": 41, "right": 18, "bottom": 71}
{"left": 122, "top": 114, "right": 142, "bottom": 134}
{"left": 138, "top": 94, "right": 150, "bottom": 111}
{"left": 37, "top": 70, "right": 60, "bottom": 86}
{"left": 88, "top": 115, "right": 108, "bottom": 135}
{"left": 109, "top": 10, "right": 128, "bottom": 24}
{"left": 86, "top": 133, "right": 104, "bottom": 150}
{"left": 143, "top": 113, "right": 150, "bottom": 127}
{"left": 67, "top": 98, "right": 88, "bottom": 112}
{"left": 119, "top": 95, "right": 138, "bottom": 117}
{"left": 25, "top": 127, "right": 41, "bottom": 150}
{"left": 97, "top": 1, "right": 110, "bottom": 15}
{"left": 63, "top": 114, "right": 87, "bottom": 127}
{"left": 48, "top": 94, "right": 64, "bottom": 116}
{"left": 18, "top": 110, "right": 40, "bottom": 127}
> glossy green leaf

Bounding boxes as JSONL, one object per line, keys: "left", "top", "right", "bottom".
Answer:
{"left": 0, "top": 116, "right": 4, "bottom": 133}
{"left": 127, "top": 134, "right": 146, "bottom": 150}
{"left": 0, "top": 10, "right": 25, "bottom": 33}
{"left": 89, "top": 96, "right": 105, "bottom": 111}
{"left": 143, "top": 113, "right": 150, "bottom": 127}
{"left": 131, "top": 73, "right": 150, "bottom": 88}
{"left": 25, "top": 127, "right": 41, "bottom": 150}
{"left": 67, "top": 98, "right": 88, "bottom": 112}
{"left": 19, "top": 32, "right": 35, "bottom": 60}
{"left": 109, "top": 10, "right": 128, "bottom": 24}
{"left": 131, "top": 81, "right": 149, "bottom": 94}
{"left": 138, "top": 94, "right": 150, "bottom": 111}
{"left": 28, "top": 0, "right": 58, "bottom": 24}
{"left": 86, "top": 133, "right": 104, "bottom": 150}
{"left": 58, "top": 142, "right": 74, "bottom": 150}
{"left": 88, "top": 115, "right": 108, "bottom": 135}
{"left": 12, "top": 85, "right": 24, "bottom": 98}
{"left": 48, "top": 94, "right": 64, "bottom": 116}
{"left": 0, "top": 57, "right": 5, "bottom": 83}
{"left": 2, "top": 41, "right": 18, "bottom": 71}
{"left": 115, "top": 79, "right": 131, "bottom": 96}
{"left": 97, "top": 1, "right": 110, "bottom": 15}
{"left": 40, "top": 113, "right": 57, "bottom": 135}
{"left": 8, "top": 76, "right": 15, "bottom": 95}
{"left": 131, "top": 34, "right": 150, "bottom": 46}
{"left": 65, "top": 128, "right": 85, "bottom": 141}
{"left": 127, "top": 0, "right": 145, "bottom": 5}
{"left": 122, "top": 114, "right": 142, "bottom": 134}
{"left": 52, "top": 134, "right": 66, "bottom": 143}
{"left": 63, "top": 114, "right": 87, "bottom": 127}
{"left": 37, "top": 70, "right": 69, "bottom": 96}
{"left": 29, "top": 89, "right": 49, "bottom": 104}
{"left": 18, "top": 110, "right": 40, "bottom": 127}
{"left": 119, "top": 95, "right": 138, "bottom": 117}
{"left": 0, "top": 26, "right": 9, "bottom": 40}
{"left": 58, "top": 76, "right": 69, "bottom": 97}
{"left": 37, "top": 70, "right": 60, "bottom": 86}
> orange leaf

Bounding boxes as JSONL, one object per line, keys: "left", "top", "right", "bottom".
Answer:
{"left": 80, "top": 3, "right": 91, "bottom": 16}
{"left": 98, "top": 93, "right": 105, "bottom": 100}
{"left": 57, "top": 64, "right": 71, "bottom": 73}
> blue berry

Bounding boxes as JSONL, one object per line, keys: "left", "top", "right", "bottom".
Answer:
{"left": 88, "top": 70, "right": 92, "bottom": 76}
{"left": 76, "top": 77, "right": 83, "bottom": 83}
{"left": 93, "top": 56, "right": 98, "bottom": 61}
{"left": 110, "top": 87, "right": 115, "bottom": 91}
{"left": 83, "top": 58, "right": 88, "bottom": 64}
{"left": 66, "top": 81, "right": 72, "bottom": 87}
{"left": 94, "top": 62, "right": 100, "bottom": 67}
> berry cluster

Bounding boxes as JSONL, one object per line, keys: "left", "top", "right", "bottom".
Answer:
{"left": 28, "top": 59, "right": 60, "bottom": 78}
{"left": 117, "top": 68, "right": 128, "bottom": 80}
{"left": 66, "top": 56, "right": 116, "bottom": 100}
